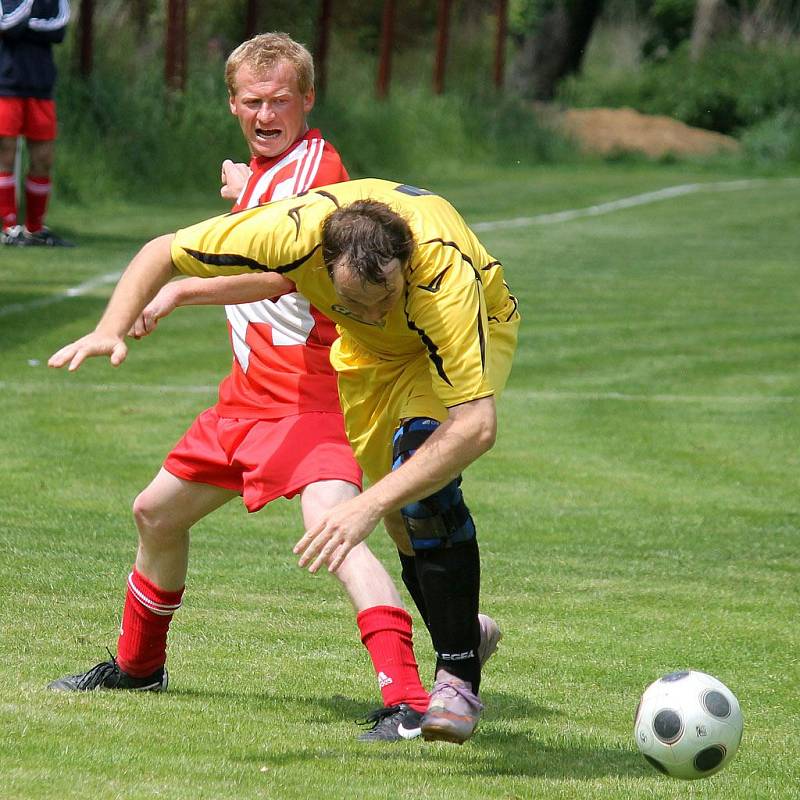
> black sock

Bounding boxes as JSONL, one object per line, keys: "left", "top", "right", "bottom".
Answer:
{"left": 414, "top": 538, "right": 481, "bottom": 692}
{"left": 398, "top": 551, "right": 430, "bottom": 631}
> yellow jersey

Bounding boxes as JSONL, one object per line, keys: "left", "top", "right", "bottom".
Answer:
{"left": 171, "top": 178, "right": 519, "bottom": 409}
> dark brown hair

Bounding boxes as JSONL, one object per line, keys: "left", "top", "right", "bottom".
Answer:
{"left": 321, "top": 200, "right": 415, "bottom": 288}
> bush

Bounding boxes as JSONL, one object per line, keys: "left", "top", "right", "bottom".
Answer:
{"left": 558, "top": 39, "right": 800, "bottom": 135}
{"left": 741, "top": 109, "right": 800, "bottom": 164}
{"left": 56, "top": 57, "right": 573, "bottom": 203}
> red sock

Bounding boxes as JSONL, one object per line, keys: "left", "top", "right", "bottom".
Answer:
{"left": 24, "top": 174, "right": 51, "bottom": 233}
{"left": 116, "top": 568, "right": 184, "bottom": 677}
{"left": 357, "top": 605, "right": 429, "bottom": 713}
{"left": 0, "top": 171, "right": 16, "bottom": 229}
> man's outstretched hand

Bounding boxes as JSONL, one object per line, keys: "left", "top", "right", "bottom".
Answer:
{"left": 48, "top": 332, "right": 128, "bottom": 371}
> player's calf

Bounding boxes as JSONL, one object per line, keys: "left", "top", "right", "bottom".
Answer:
{"left": 392, "top": 418, "right": 486, "bottom": 742}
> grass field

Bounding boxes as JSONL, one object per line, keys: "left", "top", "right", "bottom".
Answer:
{"left": 1, "top": 163, "right": 798, "bottom": 799}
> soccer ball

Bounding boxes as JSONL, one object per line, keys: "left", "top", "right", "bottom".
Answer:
{"left": 634, "top": 670, "right": 743, "bottom": 780}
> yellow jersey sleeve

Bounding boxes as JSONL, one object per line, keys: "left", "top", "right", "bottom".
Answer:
{"left": 170, "top": 202, "right": 325, "bottom": 279}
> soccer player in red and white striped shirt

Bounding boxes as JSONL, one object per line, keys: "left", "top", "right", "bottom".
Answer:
{"left": 47, "top": 33, "right": 450, "bottom": 743}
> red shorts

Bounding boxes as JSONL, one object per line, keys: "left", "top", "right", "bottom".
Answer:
{"left": 163, "top": 408, "right": 363, "bottom": 512}
{"left": 0, "top": 97, "right": 57, "bottom": 140}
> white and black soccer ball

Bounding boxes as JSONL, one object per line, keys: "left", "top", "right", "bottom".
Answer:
{"left": 634, "top": 670, "right": 743, "bottom": 780}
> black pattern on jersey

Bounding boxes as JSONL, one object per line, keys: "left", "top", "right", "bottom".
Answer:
{"left": 418, "top": 265, "right": 451, "bottom": 293}
{"left": 181, "top": 244, "right": 321, "bottom": 274}
{"left": 421, "top": 239, "right": 476, "bottom": 269}
{"left": 288, "top": 206, "right": 303, "bottom": 240}
{"left": 313, "top": 189, "right": 341, "bottom": 207}
{"left": 481, "top": 260, "right": 502, "bottom": 271}
{"left": 476, "top": 286, "right": 487, "bottom": 371}
{"left": 488, "top": 290, "right": 519, "bottom": 323}
{"left": 405, "top": 315, "right": 453, "bottom": 388}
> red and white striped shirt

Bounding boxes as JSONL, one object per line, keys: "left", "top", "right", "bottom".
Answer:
{"left": 215, "top": 129, "right": 349, "bottom": 419}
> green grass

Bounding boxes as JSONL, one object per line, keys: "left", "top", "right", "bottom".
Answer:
{"left": 1, "top": 163, "right": 798, "bottom": 799}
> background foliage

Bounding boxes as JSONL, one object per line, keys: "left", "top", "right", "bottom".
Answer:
{"left": 51, "top": 0, "right": 800, "bottom": 204}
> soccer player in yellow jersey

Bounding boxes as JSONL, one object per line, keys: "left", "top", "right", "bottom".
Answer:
{"left": 49, "top": 178, "right": 520, "bottom": 744}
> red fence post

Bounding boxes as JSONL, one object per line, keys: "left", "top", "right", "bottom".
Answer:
{"left": 433, "top": 0, "right": 451, "bottom": 95}
{"left": 315, "top": 0, "right": 333, "bottom": 97}
{"left": 245, "top": 0, "right": 260, "bottom": 40}
{"left": 494, "top": 0, "right": 508, "bottom": 91}
{"left": 78, "top": 0, "right": 94, "bottom": 78}
{"left": 165, "top": 0, "right": 188, "bottom": 93}
{"left": 376, "top": 0, "right": 395, "bottom": 99}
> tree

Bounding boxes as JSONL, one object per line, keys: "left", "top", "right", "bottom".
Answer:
{"left": 509, "top": 0, "right": 605, "bottom": 100}
{"left": 690, "top": 0, "right": 726, "bottom": 61}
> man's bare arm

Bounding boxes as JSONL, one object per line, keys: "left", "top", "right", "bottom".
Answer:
{"left": 294, "top": 395, "right": 498, "bottom": 573}
{"left": 48, "top": 234, "right": 178, "bottom": 371}
{"left": 129, "top": 273, "right": 296, "bottom": 339}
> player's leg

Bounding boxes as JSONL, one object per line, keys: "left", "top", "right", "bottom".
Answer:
{"left": 108, "top": 469, "right": 237, "bottom": 681}
{"left": 49, "top": 410, "right": 240, "bottom": 692}
{"left": 0, "top": 129, "right": 20, "bottom": 240}
{"left": 21, "top": 99, "right": 73, "bottom": 246}
{"left": 48, "top": 469, "right": 236, "bottom": 693}
{"left": 389, "top": 417, "right": 488, "bottom": 745}
{"left": 23, "top": 138, "right": 59, "bottom": 242}
{"left": 386, "top": 508, "right": 501, "bottom": 672}
{"left": 132, "top": 468, "right": 235, "bottom": 590}
{"left": 300, "top": 478, "right": 429, "bottom": 741}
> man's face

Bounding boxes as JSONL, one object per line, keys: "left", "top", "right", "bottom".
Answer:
{"left": 331, "top": 258, "right": 405, "bottom": 327}
{"left": 229, "top": 60, "right": 314, "bottom": 159}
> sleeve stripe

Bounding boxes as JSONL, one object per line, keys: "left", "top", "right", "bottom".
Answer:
{"left": 420, "top": 238, "right": 475, "bottom": 268}
{"left": 294, "top": 138, "right": 324, "bottom": 195}
{"left": 180, "top": 244, "right": 320, "bottom": 274}
{"left": 1, "top": 0, "right": 35, "bottom": 30}
{"left": 29, "top": 0, "right": 70, "bottom": 30}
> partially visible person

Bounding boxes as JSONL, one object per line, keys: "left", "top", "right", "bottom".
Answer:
{"left": 45, "top": 33, "right": 441, "bottom": 744}
{"left": 0, "top": 0, "right": 73, "bottom": 247}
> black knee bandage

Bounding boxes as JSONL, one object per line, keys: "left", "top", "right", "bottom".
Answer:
{"left": 391, "top": 418, "right": 476, "bottom": 551}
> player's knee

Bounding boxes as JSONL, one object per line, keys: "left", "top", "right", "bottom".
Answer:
{"left": 391, "top": 418, "right": 476, "bottom": 552}
{"left": 132, "top": 489, "right": 175, "bottom": 542}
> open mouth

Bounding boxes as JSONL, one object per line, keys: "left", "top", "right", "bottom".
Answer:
{"left": 256, "top": 127, "right": 282, "bottom": 141}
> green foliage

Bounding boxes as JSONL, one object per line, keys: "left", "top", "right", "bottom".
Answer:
{"left": 55, "top": 50, "right": 573, "bottom": 203}
{"left": 639, "top": 0, "right": 694, "bottom": 58}
{"left": 55, "top": 62, "right": 245, "bottom": 202}
{"left": 558, "top": 39, "right": 800, "bottom": 136}
{"left": 741, "top": 109, "right": 800, "bottom": 164}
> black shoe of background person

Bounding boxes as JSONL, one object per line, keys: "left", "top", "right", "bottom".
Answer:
{"left": 24, "top": 226, "right": 76, "bottom": 247}
{"left": 1, "top": 225, "right": 28, "bottom": 246}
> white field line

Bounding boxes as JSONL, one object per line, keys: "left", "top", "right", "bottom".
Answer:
{"left": 0, "top": 379, "right": 217, "bottom": 395}
{"left": 470, "top": 177, "right": 800, "bottom": 232}
{"left": 1, "top": 176, "right": 797, "bottom": 322}
{"left": 503, "top": 388, "right": 798, "bottom": 404}
{"left": 2, "top": 379, "right": 796, "bottom": 405}
{"left": 0, "top": 270, "right": 122, "bottom": 319}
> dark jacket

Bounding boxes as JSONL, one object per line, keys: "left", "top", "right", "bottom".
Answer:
{"left": 0, "top": 0, "right": 70, "bottom": 98}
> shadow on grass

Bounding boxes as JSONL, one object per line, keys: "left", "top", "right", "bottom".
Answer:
{"left": 168, "top": 686, "right": 645, "bottom": 780}
{"left": 0, "top": 293, "right": 108, "bottom": 350}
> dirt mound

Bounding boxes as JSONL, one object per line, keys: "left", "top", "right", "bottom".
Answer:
{"left": 551, "top": 106, "right": 740, "bottom": 158}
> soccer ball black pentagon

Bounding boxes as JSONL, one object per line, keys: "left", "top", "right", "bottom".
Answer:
{"left": 634, "top": 670, "right": 743, "bottom": 780}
